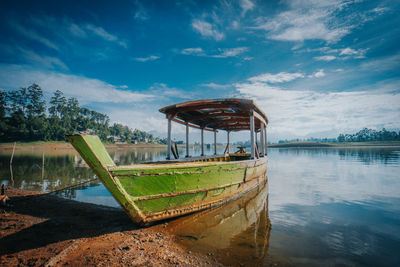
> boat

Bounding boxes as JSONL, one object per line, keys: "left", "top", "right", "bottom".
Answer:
{"left": 66, "top": 98, "right": 269, "bottom": 224}
{"left": 166, "top": 180, "right": 271, "bottom": 266}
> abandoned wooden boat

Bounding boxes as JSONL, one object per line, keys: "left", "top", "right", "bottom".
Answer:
{"left": 66, "top": 98, "right": 269, "bottom": 224}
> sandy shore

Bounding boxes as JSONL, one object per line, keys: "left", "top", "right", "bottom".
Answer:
{"left": 0, "top": 187, "right": 220, "bottom": 266}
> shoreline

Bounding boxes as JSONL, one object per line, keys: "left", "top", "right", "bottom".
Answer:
{"left": 0, "top": 141, "right": 167, "bottom": 151}
{"left": 0, "top": 187, "right": 219, "bottom": 266}
{"left": 2, "top": 141, "right": 400, "bottom": 151}
{"left": 268, "top": 141, "right": 400, "bottom": 148}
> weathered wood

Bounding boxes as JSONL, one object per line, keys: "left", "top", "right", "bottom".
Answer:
{"left": 250, "top": 112, "right": 255, "bottom": 159}
{"left": 214, "top": 130, "right": 217, "bottom": 155}
{"left": 260, "top": 126, "right": 265, "bottom": 156}
{"left": 189, "top": 112, "right": 249, "bottom": 122}
{"left": 253, "top": 110, "right": 267, "bottom": 127}
{"left": 227, "top": 130, "right": 230, "bottom": 154}
{"left": 159, "top": 98, "right": 268, "bottom": 132}
{"left": 172, "top": 117, "right": 216, "bottom": 131}
{"left": 186, "top": 123, "right": 190, "bottom": 158}
{"left": 66, "top": 98, "right": 269, "bottom": 224}
{"left": 201, "top": 128, "right": 204, "bottom": 156}
{"left": 167, "top": 117, "right": 172, "bottom": 160}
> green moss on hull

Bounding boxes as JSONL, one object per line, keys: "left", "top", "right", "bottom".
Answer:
{"left": 116, "top": 168, "right": 245, "bottom": 197}
{"left": 66, "top": 134, "right": 145, "bottom": 224}
{"left": 66, "top": 134, "right": 268, "bottom": 224}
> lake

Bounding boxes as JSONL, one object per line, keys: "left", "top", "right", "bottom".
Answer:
{"left": 1, "top": 146, "right": 399, "bottom": 266}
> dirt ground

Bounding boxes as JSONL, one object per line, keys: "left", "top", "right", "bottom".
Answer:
{"left": 0, "top": 187, "right": 220, "bottom": 266}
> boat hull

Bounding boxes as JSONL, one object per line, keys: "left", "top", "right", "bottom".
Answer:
{"left": 66, "top": 134, "right": 268, "bottom": 224}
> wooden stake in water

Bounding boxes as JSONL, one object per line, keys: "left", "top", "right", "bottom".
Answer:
{"left": 42, "top": 152, "right": 45, "bottom": 180}
{"left": 9, "top": 142, "right": 16, "bottom": 187}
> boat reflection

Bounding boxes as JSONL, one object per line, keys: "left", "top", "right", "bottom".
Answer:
{"left": 165, "top": 179, "right": 271, "bottom": 266}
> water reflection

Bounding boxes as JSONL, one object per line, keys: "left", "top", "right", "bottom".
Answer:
{"left": 0, "top": 146, "right": 224, "bottom": 192}
{"left": 268, "top": 147, "right": 400, "bottom": 266}
{"left": 1, "top": 145, "right": 400, "bottom": 266}
{"left": 275, "top": 147, "right": 400, "bottom": 166}
{"left": 0, "top": 151, "right": 94, "bottom": 191}
{"left": 165, "top": 181, "right": 271, "bottom": 266}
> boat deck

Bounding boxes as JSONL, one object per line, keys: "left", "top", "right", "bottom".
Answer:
{"left": 108, "top": 153, "right": 254, "bottom": 171}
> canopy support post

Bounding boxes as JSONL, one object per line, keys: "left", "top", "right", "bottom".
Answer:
{"left": 260, "top": 126, "right": 264, "bottom": 157}
{"left": 214, "top": 130, "right": 217, "bottom": 155}
{"left": 201, "top": 128, "right": 204, "bottom": 156}
{"left": 255, "top": 131, "right": 258, "bottom": 151}
{"left": 264, "top": 125, "right": 268, "bottom": 156}
{"left": 227, "top": 131, "right": 230, "bottom": 154}
{"left": 185, "top": 122, "right": 190, "bottom": 158}
{"left": 167, "top": 117, "right": 172, "bottom": 160}
{"left": 250, "top": 111, "right": 255, "bottom": 159}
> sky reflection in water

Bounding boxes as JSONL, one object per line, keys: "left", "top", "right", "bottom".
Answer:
{"left": 1, "top": 146, "right": 399, "bottom": 266}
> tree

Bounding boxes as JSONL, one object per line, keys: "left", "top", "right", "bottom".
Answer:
{"left": 49, "top": 90, "right": 66, "bottom": 118}
{"left": 1, "top": 84, "right": 165, "bottom": 143}
{"left": 26, "top": 84, "right": 46, "bottom": 140}
{"left": 0, "top": 91, "right": 8, "bottom": 140}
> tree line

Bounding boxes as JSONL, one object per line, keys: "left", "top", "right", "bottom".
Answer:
{"left": 278, "top": 128, "right": 400, "bottom": 144}
{"left": 0, "top": 83, "right": 166, "bottom": 144}
{"left": 337, "top": 128, "right": 400, "bottom": 142}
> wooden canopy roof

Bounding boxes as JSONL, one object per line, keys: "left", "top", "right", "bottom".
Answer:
{"left": 159, "top": 98, "right": 268, "bottom": 132}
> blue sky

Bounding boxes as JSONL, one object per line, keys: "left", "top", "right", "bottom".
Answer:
{"left": 1, "top": 0, "right": 399, "bottom": 142}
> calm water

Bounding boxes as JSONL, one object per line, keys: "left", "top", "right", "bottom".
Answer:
{"left": 1, "top": 146, "right": 400, "bottom": 266}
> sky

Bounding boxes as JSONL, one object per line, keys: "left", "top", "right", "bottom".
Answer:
{"left": 0, "top": 0, "right": 399, "bottom": 142}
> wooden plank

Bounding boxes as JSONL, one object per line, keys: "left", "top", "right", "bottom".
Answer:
{"left": 171, "top": 117, "right": 216, "bottom": 131}
{"left": 253, "top": 110, "right": 267, "bottom": 126}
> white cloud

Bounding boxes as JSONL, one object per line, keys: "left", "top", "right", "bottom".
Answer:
{"left": 68, "top": 23, "right": 87, "bottom": 38}
{"left": 105, "top": 106, "right": 167, "bottom": 134}
{"left": 9, "top": 20, "right": 59, "bottom": 51}
{"left": 0, "top": 44, "right": 68, "bottom": 70}
{"left": 235, "top": 77, "right": 400, "bottom": 137}
{"left": 134, "top": 55, "right": 160, "bottom": 62}
{"left": 370, "top": 7, "right": 390, "bottom": 15}
{"left": 251, "top": 1, "right": 352, "bottom": 43}
{"left": 361, "top": 53, "right": 400, "bottom": 72}
{"left": 84, "top": 24, "right": 127, "bottom": 47}
{"left": 192, "top": 19, "right": 224, "bottom": 41}
{"left": 16, "top": 47, "right": 69, "bottom": 70}
{"left": 248, "top": 72, "right": 304, "bottom": 83}
{"left": 181, "top": 48, "right": 205, "bottom": 56}
{"left": 85, "top": 24, "right": 117, "bottom": 41}
{"left": 133, "top": 0, "right": 149, "bottom": 21}
{"left": 181, "top": 47, "right": 248, "bottom": 58}
{"left": 310, "top": 47, "right": 367, "bottom": 61}
{"left": 339, "top": 47, "right": 367, "bottom": 58}
{"left": 200, "top": 83, "right": 231, "bottom": 89}
{"left": 210, "top": 47, "right": 248, "bottom": 58}
{"left": 314, "top": 55, "right": 336, "bottom": 61}
{"left": 240, "top": 0, "right": 255, "bottom": 17}
{"left": 27, "top": 15, "right": 127, "bottom": 48}
{"left": 0, "top": 64, "right": 154, "bottom": 104}
{"left": 340, "top": 48, "right": 358, "bottom": 56}
{"left": 149, "top": 83, "right": 191, "bottom": 99}
{"left": 309, "top": 69, "right": 326, "bottom": 78}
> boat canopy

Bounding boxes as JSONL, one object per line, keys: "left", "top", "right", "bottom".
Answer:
{"left": 159, "top": 98, "right": 268, "bottom": 132}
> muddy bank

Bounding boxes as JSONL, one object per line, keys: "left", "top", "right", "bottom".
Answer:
{"left": 0, "top": 187, "right": 219, "bottom": 266}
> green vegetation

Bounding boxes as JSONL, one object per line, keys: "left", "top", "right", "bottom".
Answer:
{"left": 0, "top": 84, "right": 167, "bottom": 144}
{"left": 277, "top": 128, "right": 400, "bottom": 144}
